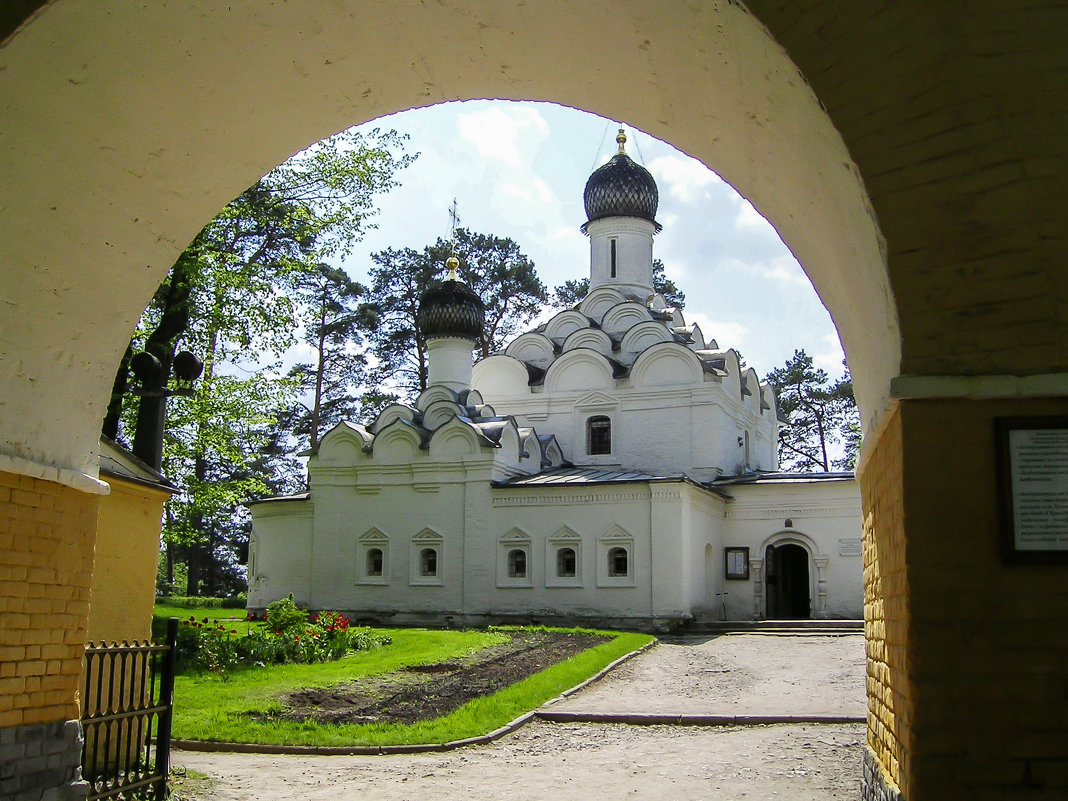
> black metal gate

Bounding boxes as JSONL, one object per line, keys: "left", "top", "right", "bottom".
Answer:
{"left": 81, "top": 618, "right": 177, "bottom": 801}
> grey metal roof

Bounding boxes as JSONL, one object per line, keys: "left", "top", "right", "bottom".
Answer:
{"left": 710, "top": 471, "right": 855, "bottom": 487}
{"left": 498, "top": 466, "right": 679, "bottom": 486}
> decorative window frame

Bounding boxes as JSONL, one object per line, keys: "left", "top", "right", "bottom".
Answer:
{"left": 356, "top": 528, "right": 389, "bottom": 586}
{"left": 573, "top": 392, "right": 619, "bottom": 465}
{"left": 546, "top": 526, "right": 583, "bottom": 588}
{"left": 596, "top": 525, "right": 635, "bottom": 588}
{"left": 496, "top": 528, "right": 533, "bottom": 588}
{"left": 409, "top": 528, "right": 444, "bottom": 586}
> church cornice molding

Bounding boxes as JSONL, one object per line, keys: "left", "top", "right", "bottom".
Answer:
{"left": 724, "top": 502, "right": 857, "bottom": 519}
{"left": 493, "top": 488, "right": 652, "bottom": 507}
{"left": 254, "top": 504, "right": 313, "bottom": 520}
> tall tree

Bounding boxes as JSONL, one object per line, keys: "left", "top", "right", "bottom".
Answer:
{"left": 111, "top": 127, "right": 414, "bottom": 595}
{"left": 550, "top": 259, "right": 685, "bottom": 309}
{"left": 286, "top": 263, "right": 376, "bottom": 451}
{"left": 364, "top": 228, "right": 546, "bottom": 398}
{"left": 765, "top": 349, "right": 859, "bottom": 472}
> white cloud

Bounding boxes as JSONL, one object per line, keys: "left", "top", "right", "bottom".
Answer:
{"left": 648, "top": 154, "right": 721, "bottom": 204}
{"left": 456, "top": 105, "right": 549, "bottom": 169}
{"left": 812, "top": 333, "right": 848, "bottom": 377}
{"left": 683, "top": 312, "right": 750, "bottom": 352}
{"left": 746, "top": 254, "right": 812, "bottom": 288}
{"left": 734, "top": 198, "right": 770, "bottom": 229}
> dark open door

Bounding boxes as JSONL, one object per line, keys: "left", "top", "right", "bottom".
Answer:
{"left": 765, "top": 543, "right": 810, "bottom": 619}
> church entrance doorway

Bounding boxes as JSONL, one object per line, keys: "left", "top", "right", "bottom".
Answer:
{"left": 765, "top": 543, "right": 810, "bottom": 619}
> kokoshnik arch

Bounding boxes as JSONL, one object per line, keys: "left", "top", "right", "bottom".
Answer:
{"left": 1, "top": 3, "right": 1065, "bottom": 801}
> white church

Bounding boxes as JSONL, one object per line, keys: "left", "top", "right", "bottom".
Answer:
{"left": 247, "top": 131, "right": 863, "bottom": 629}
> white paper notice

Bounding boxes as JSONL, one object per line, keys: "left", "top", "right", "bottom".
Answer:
{"left": 1008, "top": 428, "right": 1068, "bottom": 550}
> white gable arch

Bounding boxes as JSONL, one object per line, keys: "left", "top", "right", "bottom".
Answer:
{"left": 317, "top": 422, "right": 372, "bottom": 463}
{"left": 544, "top": 349, "right": 616, "bottom": 394}
{"left": 542, "top": 309, "right": 593, "bottom": 342}
{"left": 371, "top": 420, "right": 424, "bottom": 464}
{"left": 630, "top": 342, "right": 705, "bottom": 389}
{"left": 504, "top": 332, "right": 556, "bottom": 367}
{"left": 427, "top": 417, "right": 483, "bottom": 459}
{"left": 620, "top": 321, "right": 674, "bottom": 359}
{"left": 369, "top": 403, "right": 416, "bottom": 434}
{"left": 600, "top": 301, "right": 655, "bottom": 336}
{"left": 421, "top": 400, "right": 466, "bottom": 431}
{"left": 578, "top": 287, "right": 628, "bottom": 324}
{"left": 472, "top": 354, "right": 532, "bottom": 400}
{"left": 742, "top": 367, "right": 762, "bottom": 411}
{"left": 415, "top": 385, "right": 462, "bottom": 412}
{"left": 562, "top": 327, "right": 613, "bottom": 357}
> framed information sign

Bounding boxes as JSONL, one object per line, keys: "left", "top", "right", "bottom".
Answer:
{"left": 995, "top": 416, "right": 1068, "bottom": 562}
{"left": 724, "top": 546, "right": 750, "bottom": 580}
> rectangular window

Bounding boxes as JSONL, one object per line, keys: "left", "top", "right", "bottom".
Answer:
{"left": 587, "top": 416, "right": 612, "bottom": 455}
{"left": 610, "top": 239, "right": 617, "bottom": 278}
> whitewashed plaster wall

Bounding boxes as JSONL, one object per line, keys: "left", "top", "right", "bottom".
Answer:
{"left": 718, "top": 479, "right": 863, "bottom": 620}
{"left": 489, "top": 486, "right": 658, "bottom": 619}
{"left": 247, "top": 502, "right": 313, "bottom": 609}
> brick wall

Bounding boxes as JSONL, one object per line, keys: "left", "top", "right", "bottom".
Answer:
{"left": 0, "top": 468, "right": 98, "bottom": 800}
{"left": 901, "top": 398, "right": 1068, "bottom": 800}
{"left": 861, "top": 404, "right": 911, "bottom": 799}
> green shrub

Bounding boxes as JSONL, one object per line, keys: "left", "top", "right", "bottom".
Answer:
{"left": 265, "top": 595, "right": 308, "bottom": 635}
{"left": 173, "top": 606, "right": 390, "bottom": 675}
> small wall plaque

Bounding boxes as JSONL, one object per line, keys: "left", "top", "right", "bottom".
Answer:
{"left": 725, "top": 546, "right": 750, "bottom": 580}
{"left": 838, "top": 538, "right": 862, "bottom": 557}
{"left": 996, "top": 416, "right": 1068, "bottom": 562}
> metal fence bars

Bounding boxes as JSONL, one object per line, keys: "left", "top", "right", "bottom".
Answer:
{"left": 81, "top": 618, "right": 177, "bottom": 801}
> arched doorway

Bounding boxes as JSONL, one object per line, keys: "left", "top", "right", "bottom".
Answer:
{"left": 764, "top": 542, "right": 810, "bottom": 620}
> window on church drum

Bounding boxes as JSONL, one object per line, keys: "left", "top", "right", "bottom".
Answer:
{"left": 587, "top": 415, "right": 611, "bottom": 455}
{"left": 366, "top": 548, "right": 383, "bottom": 577}
{"left": 507, "top": 549, "right": 527, "bottom": 578}
{"left": 608, "top": 546, "right": 629, "bottom": 577}
{"left": 610, "top": 238, "right": 617, "bottom": 278}
{"left": 556, "top": 547, "right": 577, "bottom": 578}
{"left": 419, "top": 548, "right": 438, "bottom": 577}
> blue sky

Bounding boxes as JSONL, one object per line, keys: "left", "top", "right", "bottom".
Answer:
{"left": 331, "top": 100, "right": 845, "bottom": 380}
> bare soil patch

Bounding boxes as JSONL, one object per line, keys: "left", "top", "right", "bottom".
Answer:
{"left": 277, "top": 630, "right": 610, "bottom": 725}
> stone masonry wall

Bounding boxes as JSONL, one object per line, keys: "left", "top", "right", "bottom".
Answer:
{"left": 902, "top": 399, "right": 1068, "bottom": 801}
{"left": 0, "top": 469, "right": 98, "bottom": 800}
{"left": 860, "top": 404, "right": 910, "bottom": 799}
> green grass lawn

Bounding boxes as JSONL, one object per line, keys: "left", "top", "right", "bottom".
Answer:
{"left": 153, "top": 604, "right": 256, "bottom": 639}
{"left": 168, "top": 626, "right": 652, "bottom": 747}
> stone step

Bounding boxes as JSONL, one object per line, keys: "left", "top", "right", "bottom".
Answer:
{"left": 679, "top": 619, "right": 864, "bottom": 635}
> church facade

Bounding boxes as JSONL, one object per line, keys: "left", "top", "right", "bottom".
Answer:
{"left": 247, "top": 132, "right": 862, "bottom": 628}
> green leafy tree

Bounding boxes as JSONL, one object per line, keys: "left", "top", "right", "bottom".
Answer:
{"left": 765, "top": 349, "right": 859, "bottom": 472}
{"left": 550, "top": 259, "right": 685, "bottom": 309}
{"left": 110, "top": 128, "right": 414, "bottom": 595}
{"left": 364, "top": 228, "right": 546, "bottom": 398}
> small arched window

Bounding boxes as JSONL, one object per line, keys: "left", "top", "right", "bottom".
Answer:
{"left": 587, "top": 415, "right": 612, "bottom": 455}
{"left": 419, "top": 547, "right": 438, "bottom": 577}
{"left": 507, "top": 549, "right": 527, "bottom": 578}
{"left": 608, "top": 546, "right": 629, "bottom": 577}
{"left": 366, "top": 548, "right": 384, "bottom": 577}
{"left": 556, "top": 547, "right": 577, "bottom": 578}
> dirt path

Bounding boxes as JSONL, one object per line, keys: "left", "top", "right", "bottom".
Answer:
{"left": 173, "top": 633, "right": 867, "bottom": 800}
{"left": 549, "top": 632, "right": 866, "bottom": 717}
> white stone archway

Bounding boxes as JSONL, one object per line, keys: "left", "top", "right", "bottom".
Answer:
{"left": 0, "top": 0, "right": 895, "bottom": 486}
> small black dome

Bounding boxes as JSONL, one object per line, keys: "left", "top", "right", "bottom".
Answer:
{"left": 583, "top": 146, "right": 660, "bottom": 231}
{"left": 417, "top": 267, "right": 485, "bottom": 342}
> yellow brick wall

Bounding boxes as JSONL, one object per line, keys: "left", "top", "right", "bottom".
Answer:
{"left": 87, "top": 477, "right": 168, "bottom": 644}
{"left": 0, "top": 468, "right": 99, "bottom": 727}
{"left": 861, "top": 404, "right": 912, "bottom": 798}
{"left": 900, "top": 398, "right": 1068, "bottom": 800}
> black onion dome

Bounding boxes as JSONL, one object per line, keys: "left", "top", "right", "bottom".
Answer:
{"left": 417, "top": 274, "right": 485, "bottom": 342}
{"left": 582, "top": 151, "right": 660, "bottom": 232}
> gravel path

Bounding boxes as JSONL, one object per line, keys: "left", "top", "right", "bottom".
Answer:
{"left": 173, "top": 633, "right": 867, "bottom": 800}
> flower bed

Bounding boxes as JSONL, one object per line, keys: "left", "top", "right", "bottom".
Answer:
{"left": 176, "top": 596, "right": 390, "bottom": 674}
